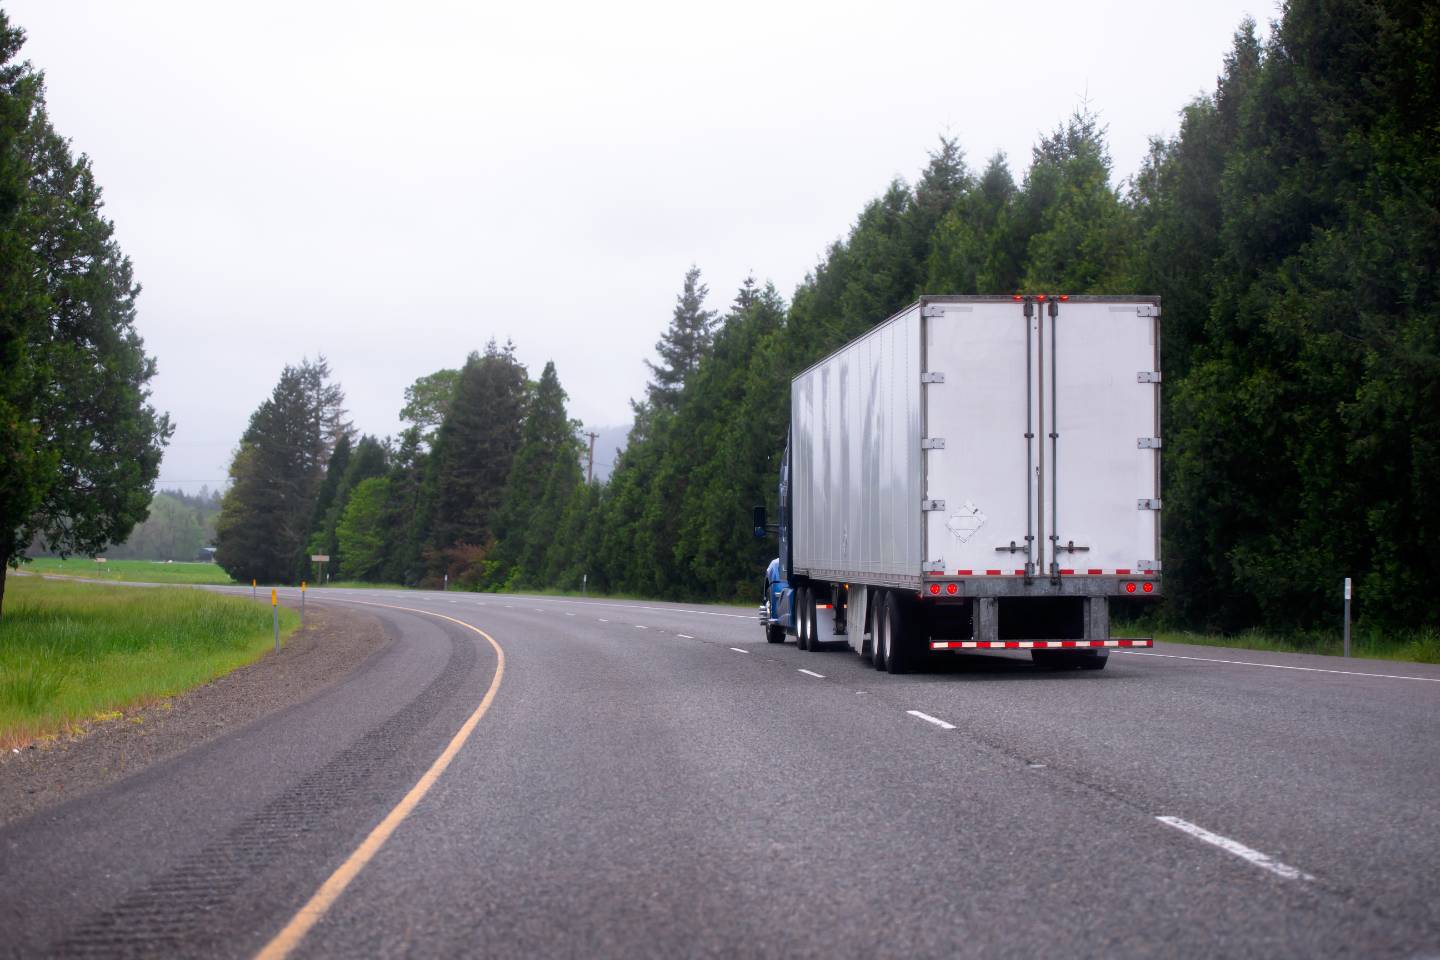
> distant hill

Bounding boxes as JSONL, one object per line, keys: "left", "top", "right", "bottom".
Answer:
{"left": 580, "top": 424, "right": 629, "bottom": 484}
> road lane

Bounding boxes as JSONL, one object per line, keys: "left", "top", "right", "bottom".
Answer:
{"left": 1, "top": 587, "right": 1436, "bottom": 958}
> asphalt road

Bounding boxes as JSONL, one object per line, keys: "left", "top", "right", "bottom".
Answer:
{"left": 3, "top": 587, "right": 1438, "bottom": 958}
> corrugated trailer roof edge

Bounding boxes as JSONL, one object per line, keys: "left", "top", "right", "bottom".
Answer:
{"left": 791, "top": 294, "right": 1162, "bottom": 383}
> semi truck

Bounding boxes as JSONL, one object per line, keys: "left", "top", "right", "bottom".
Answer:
{"left": 756, "top": 295, "right": 1161, "bottom": 672}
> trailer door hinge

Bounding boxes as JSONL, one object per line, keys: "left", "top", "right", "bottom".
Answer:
{"left": 922, "top": 560, "right": 945, "bottom": 574}
{"left": 921, "top": 437, "right": 946, "bottom": 450}
{"left": 922, "top": 499, "right": 946, "bottom": 512}
{"left": 920, "top": 371, "right": 945, "bottom": 384}
{"left": 1137, "top": 304, "right": 1161, "bottom": 318}
{"left": 1137, "top": 437, "right": 1163, "bottom": 449}
{"left": 921, "top": 304, "right": 946, "bottom": 318}
{"left": 1138, "top": 499, "right": 1163, "bottom": 510}
{"left": 1137, "top": 371, "right": 1162, "bottom": 383}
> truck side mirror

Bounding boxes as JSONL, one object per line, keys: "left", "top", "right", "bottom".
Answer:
{"left": 752, "top": 505, "right": 767, "bottom": 539}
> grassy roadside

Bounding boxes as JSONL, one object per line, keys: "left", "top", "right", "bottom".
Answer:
{"left": 1118, "top": 620, "right": 1440, "bottom": 665}
{"left": 22, "top": 557, "right": 236, "bottom": 586}
{"left": 0, "top": 576, "right": 299, "bottom": 748}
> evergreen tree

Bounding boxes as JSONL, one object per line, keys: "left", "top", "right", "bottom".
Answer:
{"left": 491, "top": 361, "right": 580, "bottom": 587}
{"left": 427, "top": 341, "right": 528, "bottom": 582}
{"left": 379, "top": 426, "right": 428, "bottom": 585}
{"left": 645, "top": 266, "right": 717, "bottom": 411}
{"left": 214, "top": 358, "right": 346, "bottom": 584}
{"left": 0, "top": 27, "right": 172, "bottom": 615}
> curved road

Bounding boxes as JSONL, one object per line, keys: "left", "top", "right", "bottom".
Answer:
{"left": 3, "top": 588, "right": 1438, "bottom": 958}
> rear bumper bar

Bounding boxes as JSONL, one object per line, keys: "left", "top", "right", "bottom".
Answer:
{"left": 930, "top": 638, "right": 1153, "bottom": 651}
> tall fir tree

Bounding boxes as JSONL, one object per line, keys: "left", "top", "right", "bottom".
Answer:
{"left": 645, "top": 266, "right": 717, "bottom": 412}
{"left": 214, "top": 358, "right": 346, "bottom": 584}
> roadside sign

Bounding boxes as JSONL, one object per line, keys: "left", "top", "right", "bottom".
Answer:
{"left": 310, "top": 555, "right": 330, "bottom": 562}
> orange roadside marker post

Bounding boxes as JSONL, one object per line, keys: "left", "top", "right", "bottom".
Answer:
{"left": 272, "top": 587, "right": 279, "bottom": 652}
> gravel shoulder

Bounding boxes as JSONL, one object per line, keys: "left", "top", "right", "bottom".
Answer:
{"left": 0, "top": 601, "right": 389, "bottom": 826}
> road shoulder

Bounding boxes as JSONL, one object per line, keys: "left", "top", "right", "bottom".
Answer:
{"left": 0, "top": 602, "right": 389, "bottom": 826}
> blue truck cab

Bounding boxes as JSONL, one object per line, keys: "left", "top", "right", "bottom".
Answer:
{"left": 755, "top": 440, "right": 792, "bottom": 644}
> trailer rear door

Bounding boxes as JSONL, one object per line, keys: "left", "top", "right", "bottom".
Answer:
{"left": 921, "top": 297, "right": 1160, "bottom": 579}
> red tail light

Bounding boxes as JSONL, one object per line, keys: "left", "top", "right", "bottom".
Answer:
{"left": 945, "top": 583, "right": 958, "bottom": 595}
{"left": 1125, "top": 582, "right": 1137, "bottom": 594}
{"left": 929, "top": 584, "right": 941, "bottom": 595}
{"left": 1142, "top": 582, "right": 1154, "bottom": 594}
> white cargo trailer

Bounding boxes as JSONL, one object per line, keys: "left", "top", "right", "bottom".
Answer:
{"left": 758, "top": 295, "right": 1160, "bottom": 671}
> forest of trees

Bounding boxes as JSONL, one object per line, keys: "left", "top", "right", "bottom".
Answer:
{"left": 214, "top": 0, "right": 1438, "bottom": 635}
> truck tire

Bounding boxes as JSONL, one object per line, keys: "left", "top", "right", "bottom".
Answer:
{"left": 882, "top": 592, "right": 910, "bottom": 674}
{"left": 872, "top": 590, "right": 890, "bottom": 671}
{"left": 766, "top": 623, "right": 785, "bottom": 644}
{"left": 796, "top": 587, "right": 811, "bottom": 650}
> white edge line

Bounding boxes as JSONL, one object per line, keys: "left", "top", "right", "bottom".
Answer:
{"left": 1120, "top": 650, "right": 1440, "bottom": 683}
{"left": 634, "top": 625, "right": 648, "bottom": 630}
{"left": 729, "top": 647, "right": 748, "bottom": 653}
{"left": 1156, "top": 816, "right": 1314, "bottom": 881}
{"left": 798, "top": 668, "right": 825, "bottom": 678}
{"left": 678, "top": 634, "right": 695, "bottom": 639}
{"left": 906, "top": 710, "right": 956, "bottom": 730}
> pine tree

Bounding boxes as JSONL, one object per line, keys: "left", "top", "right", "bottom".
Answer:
{"left": 645, "top": 266, "right": 717, "bottom": 412}
{"left": 214, "top": 359, "right": 346, "bottom": 584}
{"left": 427, "top": 341, "right": 528, "bottom": 581}
{"left": 492, "top": 361, "right": 580, "bottom": 587}
{"left": 0, "top": 28, "right": 172, "bottom": 615}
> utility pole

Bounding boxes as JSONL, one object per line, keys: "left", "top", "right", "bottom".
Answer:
{"left": 585, "top": 431, "right": 599, "bottom": 484}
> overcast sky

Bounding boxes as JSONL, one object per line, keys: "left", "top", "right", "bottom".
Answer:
{"left": 10, "top": 0, "right": 1274, "bottom": 492}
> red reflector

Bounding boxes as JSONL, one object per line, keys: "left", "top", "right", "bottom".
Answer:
{"left": 1088, "top": 568, "right": 1103, "bottom": 575}
{"left": 1036, "top": 294, "right": 1047, "bottom": 301}
{"left": 929, "top": 584, "right": 941, "bottom": 595}
{"left": 956, "top": 569, "right": 972, "bottom": 575}
{"left": 1059, "top": 568, "right": 1074, "bottom": 575}
{"left": 1143, "top": 582, "right": 1154, "bottom": 593}
{"left": 1014, "top": 569, "right": 1025, "bottom": 575}
{"left": 945, "top": 583, "right": 958, "bottom": 595}
{"left": 1012, "top": 294, "right": 1023, "bottom": 301}
{"left": 1115, "top": 568, "right": 1130, "bottom": 575}
{"left": 985, "top": 569, "right": 1002, "bottom": 575}
{"left": 1059, "top": 294, "right": 1069, "bottom": 301}
{"left": 1125, "top": 582, "right": 1137, "bottom": 593}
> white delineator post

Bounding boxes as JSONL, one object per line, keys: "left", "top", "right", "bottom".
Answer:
{"left": 272, "top": 587, "right": 279, "bottom": 652}
{"left": 1343, "top": 577, "right": 1352, "bottom": 658}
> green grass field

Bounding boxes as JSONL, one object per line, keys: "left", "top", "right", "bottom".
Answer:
{"left": 22, "top": 557, "right": 237, "bottom": 585}
{"left": 0, "top": 575, "right": 298, "bottom": 746}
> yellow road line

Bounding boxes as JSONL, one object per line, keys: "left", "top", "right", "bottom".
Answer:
{"left": 254, "top": 601, "right": 505, "bottom": 960}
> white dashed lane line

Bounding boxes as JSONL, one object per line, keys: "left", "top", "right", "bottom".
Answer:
{"left": 635, "top": 625, "right": 648, "bottom": 630}
{"left": 906, "top": 710, "right": 956, "bottom": 730}
{"left": 1156, "top": 816, "right": 1315, "bottom": 881}
{"left": 729, "top": 647, "right": 748, "bottom": 654}
{"left": 598, "top": 618, "right": 609, "bottom": 622}
{"left": 677, "top": 634, "right": 695, "bottom": 639}
{"left": 798, "top": 669, "right": 825, "bottom": 679}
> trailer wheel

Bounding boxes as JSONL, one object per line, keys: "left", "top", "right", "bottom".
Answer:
{"left": 796, "top": 587, "right": 811, "bottom": 650}
{"left": 882, "top": 592, "right": 910, "bottom": 674}
{"left": 872, "top": 591, "right": 890, "bottom": 671}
